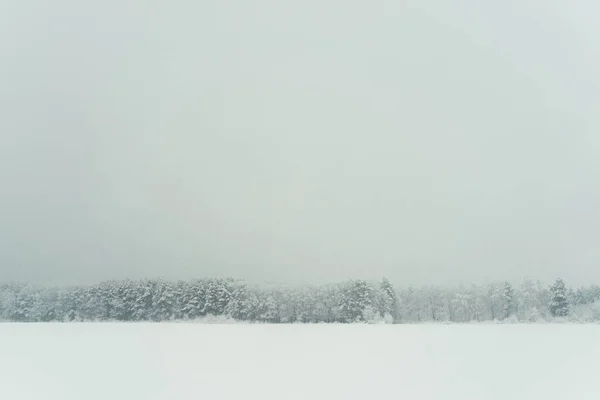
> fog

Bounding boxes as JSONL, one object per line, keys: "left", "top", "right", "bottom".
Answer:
{"left": 1, "top": 1, "right": 600, "bottom": 286}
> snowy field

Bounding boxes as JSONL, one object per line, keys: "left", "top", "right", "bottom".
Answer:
{"left": 1, "top": 324, "right": 599, "bottom": 400}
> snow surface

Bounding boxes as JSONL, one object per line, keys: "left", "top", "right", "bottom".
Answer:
{"left": 1, "top": 324, "right": 599, "bottom": 400}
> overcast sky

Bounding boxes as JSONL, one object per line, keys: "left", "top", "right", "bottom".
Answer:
{"left": 1, "top": 1, "right": 600, "bottom": 286}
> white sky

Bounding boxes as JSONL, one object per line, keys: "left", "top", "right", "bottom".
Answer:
{"left": 1, "top": 1, "right": 600, "bottom": 286}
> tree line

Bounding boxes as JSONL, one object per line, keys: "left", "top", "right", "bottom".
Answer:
{"left": 0, "top": 277, "right": 598, "bottom": 323}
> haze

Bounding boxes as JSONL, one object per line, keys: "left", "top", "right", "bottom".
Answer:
{"left": 1, "top": 1, "right": 600, "bottom": 286}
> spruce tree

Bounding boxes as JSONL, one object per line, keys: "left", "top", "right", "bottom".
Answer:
{"left": 339, "top": 280, "right": 374, "bottom": 322}
{"left": 549, "top": 278, "right": 569, "bottom": 317}
{"left": 502, "top": 281, "right": 516, "bottom": 319}
{"left": 380, "top": 278, "right": 398, "bottom": 322}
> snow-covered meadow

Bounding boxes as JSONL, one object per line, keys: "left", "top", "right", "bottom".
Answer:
{"left": 1, "top": 323, "right": 598, "bottom": 400}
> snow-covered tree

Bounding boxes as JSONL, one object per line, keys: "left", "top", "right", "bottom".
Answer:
{"left": 502, "top": 282, "right": 516, "bottom": 319}
{"left": 0, "top": 276, "right": 591, "bottom": 323}
{"left": 378, "top": 278, "right": 398, "bottom": 322}
{"left": 202, "top": 279, "right": 232, "bottom": 316}
{"left": 181, "top": 279, "right": 205, "bottom": 319}
{"left": 225, "top": 281, "right": 250, "bottom": 320}
{"left": 398, "top": 286, "right": 423, "bottom": 322}
{"left": 517, "top": 279, "right": 542, "bottom": 322}
{"left": 339, "top": 280, "right": 375, "bottom": 322}
{"left": 425, "top": 287, "right": 449, "bottom": 322}
{"left": 452, "top": 290, "right": 472, "bottom": 323}
{"left": 549, "top": 278, "right": 569, "bottom": 317}
{"left": 152, "top": 279, "right": 175, "bottom": 321}
{"left": 487, "top": 283, "right": 504, "bottom": 321}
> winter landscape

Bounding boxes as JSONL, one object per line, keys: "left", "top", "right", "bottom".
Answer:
{"left": 5, "top": 1, "right": 600, "bottom": 398}
{"left": 0, "top": 277, "right": 594, "bottom": 323}
{"left": 4, "top": 277, "right": 597, "bottom": 399}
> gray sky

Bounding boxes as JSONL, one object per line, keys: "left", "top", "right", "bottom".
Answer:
{"left": 1, "top": 1, "right": 600, "bottom": 286}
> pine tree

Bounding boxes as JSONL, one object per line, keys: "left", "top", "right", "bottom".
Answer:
{"left": 203, "top": 278, "right": 231, "bottom": 316}
{"left": 549, "top": 278, "right": 569, "bottom": 317}
{"left": 182, "top": 279, "right": 205, "bottom": 319}
{"left": 131, "top": 280, "right": 154, "bottom": 321}
{"left": 259, "top": 291, "right": 279, "bottom": 323}
{"left": 152, "top": 279, "right": 175, "bottom": 321}
{"left": 339, "top": 280, "right": 374, "bottom": 322}
{"left": 379, "top": 278, "right": 398, "bottom": 322}
{"left": 487, "top": 283, "right": 503, "bottom": 321}
{"left": 225, "top": 281, "right": 248, "bottom": 320}
{"left": 502, "top": 281, "right": 516, "bottom": 319}
{"left": 172, "top": 281, "right": 187, "bottom": 320}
